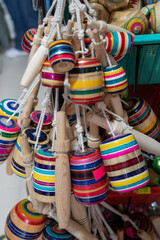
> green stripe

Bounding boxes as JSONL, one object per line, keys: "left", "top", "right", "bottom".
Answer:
{"left": 0, "top": 132, "right": 19, "bottom": 138}
{"left": 70, "top": 88, "right": 104, "bottom": 95}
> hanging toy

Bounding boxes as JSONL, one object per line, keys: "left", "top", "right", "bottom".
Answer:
{"left": 48, "top": 40, "right": 76, "bottom": 73}
{"left": 33, "top": 147, "right": 56, "bottom": 203}
{"left": 104, "top": 64, "right": 128, "bottom": 94}
{"left": 41, "top": 60, "right": 65, "bottom": 88}
{"left": 100, "top": 133, "right": 149, "bottom": 192}
{"left": 41, "top": 221, "right": 75, "bottom": 240}
{"left": 21, "top": 28, "right": 37, "bottom": 53}
{"left": 70, "top": 148, "right": 108, "bottom": 205}
{"left": 0, "top": 115, "right": 20, "bottom": 165}
{"left": 0, "top": 99, "right": 20, "bottom": 121}
{"left": 69, "top": 57, "right": 104, "bottom": 105}
{"left": 124, "top": 96, "right": 160, "bottom": 140}
{"left": 105, "top": 31, "right": 133, "bottom": 62}
{"left": 11, "top": 128, "right": 50, "bottom": 178}
{"left": 5, "top": 198, "right": 46, "bottom": 240}
{"left": 30, "top": 110, "right": 53, "bottom": 133}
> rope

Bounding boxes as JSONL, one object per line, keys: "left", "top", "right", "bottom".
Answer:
{"left": 6, "top": 74, "right": 41, "bottom": 123}
{"left": 75, "top": 104, "right": 84, "bottom": 152}
{"left": 51, "top": 88, "right": 59, "bottom": 151}
{"left": 100, "top": 202, "right": 139, "bottom": 231}
{"left": 43, "top": 0, "right": 58, "bottom": 25}
{"left": 34, "top": 88, "right": 52, "bottom": 151}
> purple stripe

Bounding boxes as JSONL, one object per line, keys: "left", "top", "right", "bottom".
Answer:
{"left": 33, "top": 178, "right": 55, "bottom": 186}
{"left": 42, "top": 72, "right": 65, "bottom": 81}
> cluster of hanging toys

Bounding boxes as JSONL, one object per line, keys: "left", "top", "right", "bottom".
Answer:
{"left": 1, "top": 0, "right": 160, "bottom": 239}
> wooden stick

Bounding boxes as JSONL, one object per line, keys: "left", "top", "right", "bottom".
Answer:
{"left": 19, "top": 132, "right": 44, "bottom": 213}
{"left": 110, "top": 94, "right": 125, "bottom": 118}
{"left": 54, "top": 111, "right": 71, "bottom": 229}
{"left": 87, "top": 113, "right": 160, "bottom": 155}
{"left": 5, "top": 145, "right": 15, "bottom": 175}
{"left": 87, "top": 122, "right": 102, "bottom": 148}
{"left": 117, "top": 229, "right": 124, "bottom": 240}
{"left": 63, "top": 20, "right": 74, "bottom": 41}
{"left": 71, "top": 193, "right": 90, "bottom": 232}
{"left": 21, "top": 29, "right": 56, "bottom": 89}
{"left": 92, "top": 29, "right": 108, "bottom": 68}
{"left": 87, "top": 19, "right": 135, "bottom": 39}
{"left": 28, "top": 25, "right": 44, "bottom": 63}
{"left": 137, "top": 230, "right": 152, "bottom": 240}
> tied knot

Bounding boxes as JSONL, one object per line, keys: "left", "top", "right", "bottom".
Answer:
{"left": 79, "top": 4, "right": 87, "bottom": 12}
{"left": 122, "top": 214, "right": 130, "bottom": 222}
{"left": 52, "top": 119, "right": 57, "bottom": 127}
{"left": 89, "top": 8, "right": 97, "bottom": 17}
{"left": 62, "top": 91, "right": 69, "bottom": 100}
{"left": 78, "top": 29, "right": 85, "bottom": 40}
{"left": 122, "top": 122, "right": 133, "bottom": 131}
{"left": 69, "top": 3, "right": 76, "bottom": 14}
{"left": 55, "top": 16, "right": 62, "bottom": 24}
{"left": 96, "top": 101, "right": 106, "bottom": 111}
{"left": 75, "top": 123, "right": 83, "bottom": 134}
{"left": 43, "top": 17, "right": 49, "bottom": 25}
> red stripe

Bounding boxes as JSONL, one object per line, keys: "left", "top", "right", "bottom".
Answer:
{"left": 119, "top": 32, "right": 125, "bottom": 56}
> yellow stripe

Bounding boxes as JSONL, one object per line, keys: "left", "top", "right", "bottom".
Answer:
{"left": 33, "top": 172, "right": 55, "bottom": 182}
{"left": 110, "top": 170, "right": 149, "bottom": 187}
{"left": 141, "top": 115, "right": 157, "bottom": 134}
{"left": 0, "top": 110, "right": 18, "bottom": 121}
{"left": 41, "top": 79, "right": 64, "bottom": 85}
{"left": 104, "top": 67, "right": 124, "bottom": 76}
{"left": 49, "top": 40, "right": 71, "bottom": 47}
{"left": 69, "top": 79, "right": 104, "bottom": 89}
{"left": 11, "top": 165, "right": 26, "bottom": 178}
{"left": 100, "top": 134, "right": 135, "bottom": 151}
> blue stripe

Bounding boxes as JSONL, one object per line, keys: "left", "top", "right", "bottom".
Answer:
{"left": 101, "top": 140, "right": 137, "bottom": 155}
{"left": 33, "top": 182, "right": 55, "bottom": 192}
{"left": 111, "top": 32, "right": 119, "bottom": 55}
{"left": 101, "top": 133, "right": 131, "bottom": 144}
{"left": 72, "top": 175, "right": 106, "bottom": 185}
{"left": 33, "top": 166, "right": 55, "bottom": 175}
{"left": 34, "top": 161, "right": 55, "bottom": 170}
{"left": 76, "top": 191, "right": 108, "bottom": 204}
{"left": 127, "top": 98, "right": 144, "bottom": 117}
{"left": 111, "top": 176, "right": 149, "bottom": 190}
{"left": 104, "top": 64, "right": 120, "bottom": 72}
{"left": 51, "top": 59, "right": 74, "bottom": 67}
{"left": 70, "top": 158, "right": 102, "bottom": 170}
{"left": 105, "top": 75, "right": 127, "bottom": 85}
{"left": 34, "top": 188, "right": 55, "bottom": 196}
{"left": 109, "top": 165, "right": 147, "bottom": 181}
{"left": 129, "top": 104, "right": 150, "bottom": 125}
{"left": 146, "top": 119, "right": 160, "bottom": 136}
{"left": 6, "top": 214, "right": 42, "bottom": 239}
{"left": 0, "top": 139, "right": 16, "bottom": 144}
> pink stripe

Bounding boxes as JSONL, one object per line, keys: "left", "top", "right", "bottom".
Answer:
{"left": 104, "top": 71, "right": 125, "bottom": 79}
{"left": 102, "top": 145, "right": 139, "bottom": 160}
{"left": 50, "top": 54, "right": 75, "bottom": 63}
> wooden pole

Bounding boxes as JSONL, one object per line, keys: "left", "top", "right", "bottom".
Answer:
{"left": 54, "top": 111, "right": 71, "bottom": 228}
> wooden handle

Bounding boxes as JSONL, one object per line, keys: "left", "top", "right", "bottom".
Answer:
{"left": 137, "top": 230, "right": 152, "bottom": 240}
{"left": 6, "top": 146, "right": 15, "bottom": 175}
{"left": 21, "top": 93, "right": 36, "bottom": 128}
{"left": 87, "top": 122, "right": 101, "bottom": 149}
{"left": 28, "top": 24, "right": 44, "bottom": 63}
{"left": 63, "top": 20, "right": 74, "bottom": 40}
{"left": 19, "top": 132, "right": 44, "bottom": 213}
{"left": 92, "top": 29, "right": 108, "bottom": 68}
{"left": 54, "top": 111, "right": 71, "bottom": 229}
{"left": 110, "top": 94, "right": 125, "bottom": 118}
{"left": 117, "top": 229, "right": 124, "bottom": 240}
{"left": 71, "top": 194, "right": 90, "bottom": 232}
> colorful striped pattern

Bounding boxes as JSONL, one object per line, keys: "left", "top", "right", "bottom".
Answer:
{"left": 5, "top": 199, "right": 46, "bottom": 240}
{"left": 100, "top": 133, "right": 149, "bottom": 193}
{"left": 41, "top": 60, "right": 65, "bottom": 88}
{"left": 30, "top": 111, "right": 53, "bottom": 133}
{"left": 69, "top": 58, "right": 104, "bottom": 104}
{"left": 33, "top": 147, "right": 56, "bottom": 203}
{"left": 0, "top": 115, "right": 19, "bottom": 165}
{"left": 0, "top": 99, "right": 19, "bottom": 121}
{"left": 106, "top": 32, "right": 133, "bottom": 58}
{"left": 150, "top": 7, "right": 156, "bottom": 32}
{"left": 124, "top": 97, "right": 160, "bottom": 140}
{"left": 104, "top": 64, "right": 128, "bottom": 94}
{"left": 49, "top": 40, "right": 75, "bottom": 72}
{"left": 12, "top": 128, "right": 50, "bottom": 178}
{"left": 42, "top": 221, "right": 74, "bottom": 240}
{"left": 70, "top": 148, "right": 108, "bottom": 205}
{"left": 21, "top": 28, "right": 37, "bottom": 53}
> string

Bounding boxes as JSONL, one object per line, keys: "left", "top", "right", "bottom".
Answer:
{"left": 43, "top": 0, "right": 57, "bottom": 25}
{"left": 34, "top": 88, "right": 52, "bottom": 151}
{"left": 105, "top": 51, "right": 112, "bottom": 67}
{"left": 94, "top": 205, "right": 117, "bottom": 240}
{"left": 6, "top": 74, "right": 41, "bottom": 123}
{"left": 121, "top": 98, "right": 129, "bottom": 106}
{"left": 51, "top": 88, "right": 59, "bottom": 151}
{"left": 100, "top": 202, "right": 139, "bottom": 231}
{"left": 75, "top": 104, "right": 84, "bottom": 152}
